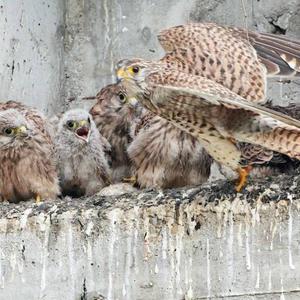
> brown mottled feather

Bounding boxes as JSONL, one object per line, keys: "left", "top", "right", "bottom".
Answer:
{"left": 90, "top": 84, "right": 138, "bottom": 182}
{"left": 158, "top": 23, "right": 300, "bottom": 103}
{"left": 117, "top": 60, "right": 300, "bottom": 174}
{"left": 0, "top": 101, "right": 60, "bottom": 202}
{"left": 129, "top": 111, "right": 212, "bottom": 188}
{"left": 92, "top": 83, "right": 212, "bottom": 188}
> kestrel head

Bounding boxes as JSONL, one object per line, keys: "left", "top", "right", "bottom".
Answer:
{"left": 57, "top": 109, "right": 94, "bottom": 144}
{"left": 116, "top": 58, "right": 160, "bottom": 92}
{"left": 0, "top": 109, "right": 31, "bottom": 148}
{"left": 90, "top": 82, "right": 141, "bottom": 122}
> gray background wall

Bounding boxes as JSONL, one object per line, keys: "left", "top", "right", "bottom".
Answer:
{"left": 0, "top": 0, "right": 299, "bottom": 115}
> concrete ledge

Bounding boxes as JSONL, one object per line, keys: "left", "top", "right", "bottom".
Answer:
{"left": 1, "top": 173, "right": 300, "bottom": 299}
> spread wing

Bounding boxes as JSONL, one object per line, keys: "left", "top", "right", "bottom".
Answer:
{"left": 158, "top": 22, "right": 300, "bottom": 77}
{"left": 141, "top": 71, "right": 300, "bottom": 160}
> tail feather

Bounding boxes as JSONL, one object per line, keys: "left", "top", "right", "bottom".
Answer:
{"left": 244, "top": 31, "right": 300, "bottom": 76}
{"left": 240, "top": 124, "right": 300, "bottom": 160}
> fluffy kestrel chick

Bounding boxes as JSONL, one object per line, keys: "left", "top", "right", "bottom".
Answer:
{"left": 55, "top": 109, "right": 111, "bottom": 197}
{"left": 158, "top": 22, "right": 300, "bottom": 103}
{"left": 0, "top": 102, "right": 60, "bottom": 203}
{"left": 128, "top": 111, "right": 212, "bottom": 189}
{"left": 89, "top": 83, "right": 140, "bottom": 182}
{"left": 116, "top": 59, "right": 300, "bottom": 191}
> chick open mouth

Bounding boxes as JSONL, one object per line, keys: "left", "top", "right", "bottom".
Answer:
{"left": 76, "top": 127, "right": 89, "bottom": 140}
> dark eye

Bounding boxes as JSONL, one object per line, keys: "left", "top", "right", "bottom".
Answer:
{"left": 3, "top": 128, "right": 13, "bottom": 136}
{"left": 132, "top": 66, "right": 139, "bottom": 74}
{"left": 66, "top": 120, "right": 76, "bottom": 129}
{"left": 118, "top": 92, "right": 126, "bottom": 102}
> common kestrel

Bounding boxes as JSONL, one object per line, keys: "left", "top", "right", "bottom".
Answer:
{"left": 89, "top": 84, "right": 139, "bottom": 182}
{"left": 90, "top": 83, "right": 212, "bottom": 188}
{"left": 116, "top": 59, "right": 300, "bottom": 191}
{"left": 55, "top": 109, "right": 111, "bottom": 197}
{"left": 158, "top": 22, "right": 300, "bottom": 103}
{"left": 0, "top": 101, "right": 60, "bottom": 203}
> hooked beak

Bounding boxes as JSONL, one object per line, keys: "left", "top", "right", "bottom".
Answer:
{"left": 116, "top": 67, "right": 129, "bottom": 82}
{"left": 75, "top": 120, "right": 90, "bottom": 143}
{"left": 16, "top": 126, "right": 29, "bottom": 137}
{"left": 128, "top": 97, "right": 139, "bottom": 109}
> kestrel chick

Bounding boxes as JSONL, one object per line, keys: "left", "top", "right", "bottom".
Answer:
{"left": 116, "top": 59, "right": 300, "bottom": 191}
{"left": 0, "top": 102, "right": 60, "bottom": 203}
{"left": 55, "top": 109, "right": 111, "bottom": 197}
{"left": 128, "top": 111, "right": 212, "bottom": 188}
{"left": 158, "top": 22, "right": 300, "bottom": 103}
{"left": 89, "top": 83, "right": 140, "bottom": 182}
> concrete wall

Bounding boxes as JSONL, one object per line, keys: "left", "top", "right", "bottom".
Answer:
{"left": 0, "top": 0, "right": 299, "bottom": 114}
{"left": 0, "top": 0, "right": 65, "bottom": 114}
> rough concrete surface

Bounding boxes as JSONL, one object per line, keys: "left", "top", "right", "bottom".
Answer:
{"left": 1, "top": 173, "right": 300, "bottom": 299}
{"left": 0, "top": 0, "right": 300, "bottom": 299}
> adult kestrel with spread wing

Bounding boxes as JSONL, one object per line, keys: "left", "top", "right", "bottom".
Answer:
{"left": 158, "top": 22, "right": 300, "bottom": 103}
{"left": 116, "top": 59, "right": 300, "bottom": 191}
{"left": 0, "top": 101, "right": 60, "bottom": 203}
{"left": 90, "top": 82, "right": 212, "bottom": 188}
{"left": 55, "top": 109, "right": 111, "bottom": 197}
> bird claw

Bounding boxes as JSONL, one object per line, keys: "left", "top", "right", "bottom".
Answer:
{"left": 35, "top": 195, "right": 41, "bottom": 204}
{"left": 122, "top": 175, "right": 137, "bottom": 186}
{"left": 236, "top": 166, "right": 252, "bottom": 192}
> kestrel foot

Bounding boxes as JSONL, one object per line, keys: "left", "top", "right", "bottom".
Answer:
{"left": 122, "top": 175, "right": 137, "bottom": 186}
{"left": 236, "top": 166, "right": 252, "bottom": 192}
{"left": 35, "top": 194, "right": 41, "bottom": 204}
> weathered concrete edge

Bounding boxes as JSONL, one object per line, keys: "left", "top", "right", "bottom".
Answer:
{"left": 1, "top": 172, "right": 299, "bottom": 233}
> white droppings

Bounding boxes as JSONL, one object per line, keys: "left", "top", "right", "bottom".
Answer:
{"left": 19, "top": 208, "right": 32, "bottom": 229}
{"left": 206, "top": 238, "right": 211, "bottom": 298}
{"left": 123, "top": 225, "right": 133, "bottom": 300}
{"left": 66, "top": 222, "right": 75, "bottom": 299}
{"left": 154, "top": 264, "right": 159, "bottom": 274}
{"left": 87, "top": 240, "right": 93, "bottom": 262}
{"left": 245, "top": 235, "right": 251, "bottom": 271}
{"left": 107, "top": 210, "right": 118, "bottom": 300}
{"left": 39, "top": 216, "right": 50, "bottom": 299}
{"left": 175, "top": 234, "right": 183, "bottom": 296}
{"left": 227, "top": 211, "right": 234, "bottom": 280}
{"left": 255, "top": 266, "right": 260, "bottom": 289}
{"left": 9, "top": 252, "right": 16, "bottom": 282}
{"left": 162, "top": 228, "right": 168, "bottom": 260}
{"left": 287, "top": 196, "right": 295, "bottom": 270}
{"left": 85, "top": 222, "right": 94, "bottom": 236}
{"left": 268, "top": 268, "right": 272, "bottom": 291}
{"left": 122, "top": 27, "right": 128, "bottom": 33}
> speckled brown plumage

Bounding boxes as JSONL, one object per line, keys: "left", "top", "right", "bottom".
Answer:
{"left": 92, "top": 83, "right": 212, "bottom": 188}
{"left": 89, "top": 84, "right": 138, "bottom": 182}
{"left": 116, "top": 60, "right": 300, "bottom": 184}
{"left": 129, "top": 111, "right": 212, "bottom": 189}
{"left": 158, "top": 23, "right": 300, "bottom": 103}
{"left": 240, "top": 102, "right": 300, "bottom": 176}
{"left": 0, "top": 101, "right": 60, "bottom": 202}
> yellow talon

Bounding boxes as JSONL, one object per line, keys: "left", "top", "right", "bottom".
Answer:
{"left": 236, "top": 166, "right": 252, "bottom": 192}
{"left": 122, "top": 175, "right": 137, "bottom": 185}
{"left": 35, "top": 195, "right": 41, "bottom": 203}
